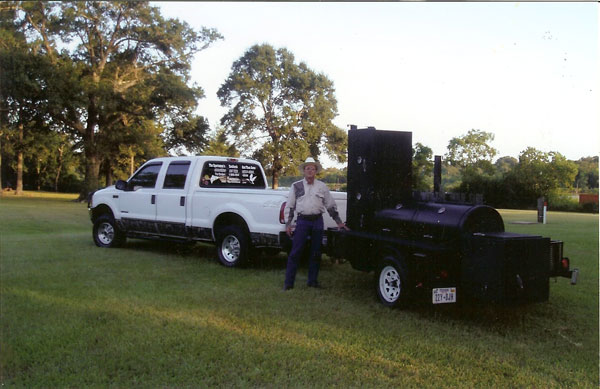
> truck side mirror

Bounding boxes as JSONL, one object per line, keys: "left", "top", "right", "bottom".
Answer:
{"left": 115, "top": 180, "right": 128, "bottom": 191}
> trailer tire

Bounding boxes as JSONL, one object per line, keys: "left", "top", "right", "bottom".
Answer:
{"left": 93, "top": 214, "right": 126, "bottom": 248}
{"left": 215, "top": 225, "right": 249, "bottom": 267}
{"left": 376, "top": 255, "right": 410, "bottom": 308}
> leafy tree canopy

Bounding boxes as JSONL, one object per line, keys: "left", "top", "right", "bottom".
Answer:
{"left": 494, "top": 156, "right": 518, "bottom": 175}
{"left": 217, "top": 43, "right": 346, "bottom": 188}
{"left": 574, "top": 156, "right": 599, "bottom": 192}
{"left": 446, "top": 129, "right": 497, "bottom": 175}
{"left": 413, "top": 142, "right": 433, "bottom": 191}
{"left": 202, "top": 128, "right": 239, "bottom": 157}
{"left": 12, "top": 1, "right": 222, "bottom": 197}
{"left": 510, "top": 147, "right": 578, "bottom": 198}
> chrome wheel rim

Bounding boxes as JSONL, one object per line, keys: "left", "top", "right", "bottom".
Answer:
{"left": 98, "top": 222, "right": 114, "bottom": 245}
{"left": 379, "top": 265, "right": 401, "bottom": 303}
{"left": 221, "top": 235, "right": 241, "bottom": 263}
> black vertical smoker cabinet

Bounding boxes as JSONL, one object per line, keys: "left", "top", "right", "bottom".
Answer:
{"left": 347, "top": 127, "right": 413, "bottom": 231}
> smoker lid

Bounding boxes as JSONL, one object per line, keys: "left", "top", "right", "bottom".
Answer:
{"left": 375, "top": 202, "right": 505, "bottom": 236}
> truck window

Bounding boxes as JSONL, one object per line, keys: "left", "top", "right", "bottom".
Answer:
{"left": 200, "top": 161, "right": 266, "bottom": 189}
{"left": 129, "top": 163, "right": 162, "bottom": 188}
{"left": 163, "top": 161, "right": 191, "bottom": 189}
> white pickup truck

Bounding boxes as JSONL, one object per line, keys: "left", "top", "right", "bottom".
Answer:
{"left": 89, "top": 156, "right": 347, "bottom": 267}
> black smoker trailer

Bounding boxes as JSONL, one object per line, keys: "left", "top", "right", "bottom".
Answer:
{"left": 327, "top": 127, "right": 578, "bottom": 307}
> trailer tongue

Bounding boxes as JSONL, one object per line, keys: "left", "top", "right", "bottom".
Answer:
{"left": 327, "top": 126, "right": 577, "bottom": 307}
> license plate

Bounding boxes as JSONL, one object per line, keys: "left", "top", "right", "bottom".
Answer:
{"left": 432, "top": 288, "right": 457, "bottom": 304}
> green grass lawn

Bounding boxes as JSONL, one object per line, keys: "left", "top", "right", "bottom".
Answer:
{"left": 1, "top": 193, "right": 598, "bottom": 387}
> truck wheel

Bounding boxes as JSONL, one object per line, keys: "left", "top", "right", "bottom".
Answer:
{"left": 93, "top": 214, "right": 125, "bottom": 248}
{"left": 376, "top": 256, "right": 409, "bottom": 308}
{"left": 216, "top": 226, "right": 249, "bottom": 267}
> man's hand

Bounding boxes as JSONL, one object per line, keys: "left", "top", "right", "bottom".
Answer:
{"left": 337, "top": 222, "right": 349, "bottom": 231}
{"left": 286, "top": 225, "right": 293, "bottom": 236}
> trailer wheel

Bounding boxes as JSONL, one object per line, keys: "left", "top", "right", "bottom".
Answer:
{"left": 215, "top": 225, "right": 249, "bottom": 267}
{"left": 376, "top": 256, "right": 409, "bottom": 308}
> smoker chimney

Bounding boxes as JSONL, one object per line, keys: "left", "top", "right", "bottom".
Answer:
{"left": 434, "top": 155, "right": 442, "bottom": 195}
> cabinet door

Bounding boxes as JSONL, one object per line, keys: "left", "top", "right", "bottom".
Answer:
{"left": 155, "top": 161, "right": 191, "bottom": 237}
{"left": 119, "top": 162, "right": 162, "bottom": 232}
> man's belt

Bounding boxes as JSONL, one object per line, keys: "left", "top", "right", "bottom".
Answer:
{"left": 298, "top": 214, "right": 322, "bottom": 221}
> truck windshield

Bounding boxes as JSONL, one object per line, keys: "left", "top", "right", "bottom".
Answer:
{"left": 200, "top": 161, "right": 266, "bottom": 189}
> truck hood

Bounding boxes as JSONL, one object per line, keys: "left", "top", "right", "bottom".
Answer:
{"left": 90, "top": 185, "right": 117, "bottom": 208}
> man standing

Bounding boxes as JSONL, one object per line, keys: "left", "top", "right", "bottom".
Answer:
{"left": 283, "top": 157, "right": 348, "bottom": 290}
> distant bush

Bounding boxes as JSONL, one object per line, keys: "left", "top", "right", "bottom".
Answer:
{"left": 547, "top": 191, "right": 598, "bottom": 213}
{"left": 547, "top": 191, "right": 579, "bottom": 212}
{"left": 581, "top": 202, "right": 599, "bottom": 213}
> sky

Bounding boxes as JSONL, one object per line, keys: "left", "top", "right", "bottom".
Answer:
{"left": 157, "top": 2, "right": 599, "bottom": 167}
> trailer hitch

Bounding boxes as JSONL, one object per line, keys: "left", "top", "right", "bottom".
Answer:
{"left": 550, "top": 241, "right": 578, "bottom": 284}
{"left": 570, "top": 268, "right": 579, "bottom": 285}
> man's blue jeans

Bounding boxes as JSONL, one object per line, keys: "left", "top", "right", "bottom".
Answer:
{"left": 284, "top": 216, "right": 324, "bottom": 287}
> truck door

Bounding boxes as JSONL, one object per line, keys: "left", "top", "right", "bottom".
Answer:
{"left": 119, "top": 162, "right": 162, "bottom": 233}
{"left": 155, "top": 160, "right": 192, "bottom": 237}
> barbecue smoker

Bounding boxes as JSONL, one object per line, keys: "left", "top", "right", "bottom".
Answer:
{"left": 328, "top": 126, "right": 578, "bottom": 307}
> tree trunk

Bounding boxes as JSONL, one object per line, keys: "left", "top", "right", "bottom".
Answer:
{"left": 105, "top": 161, "right": 113, "bottom": 187}
{"left": 36, "top": 158, "right": 41, "bottom": 191}
{"left": 0, "top": 131, "right": 3, "bottom": 191}
{"left": 82, "top": 145, "right": 100, "bottom": 199}
{"left": 54, "top": 144, "right": 64, "bottom": 192}
{"left": 79, "top": 98, "right": 100, "bottom": 200}
{"left": 15, "top": 123, "right": 23, "bottom": 195}
{"left": 271, "top": 153, "right": 282, "bottom": 189}
{"left": 130, "top": 153, "right": 135, "bottom": 177}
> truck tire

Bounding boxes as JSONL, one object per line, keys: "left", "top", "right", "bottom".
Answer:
{"left": 216, "top": 225, "right": 249, "bottom": 267}
{"left": 376, "top": 255, "right": 410, "bottom": 308}
{"left": 93, "top": 214, "right": 126, "bottom": 248}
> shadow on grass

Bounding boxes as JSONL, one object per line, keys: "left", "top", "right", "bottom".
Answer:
{"left": 411, "top": 301, "right": 537, "bottom": 330}
{"left": 116, "top": 239, "right": 289, "bottom": 270}
{"left": 326, "top": 266, "right": 562, "bottom": 334}
{"left": 101, "top": 239, "right": 558, "bottom": 334}
{"left": 245, "top": 252, "right": 288, "bottom": 270}
{"left": 121, "top": 239, "right": 214, "bottom": 260}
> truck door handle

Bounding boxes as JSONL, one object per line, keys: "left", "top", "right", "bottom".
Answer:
{"left": 180, "top": 196, "right": 185, "bottom": 206}
{"left": 151, "top": 195, "right": 156, "bottom": 205}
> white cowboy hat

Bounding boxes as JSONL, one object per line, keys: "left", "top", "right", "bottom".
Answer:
{"left": 299, "top": 157, "right": 322, "bottom": 173}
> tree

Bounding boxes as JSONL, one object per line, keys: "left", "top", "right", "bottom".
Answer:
{"left": 202, "top": 128, "right": 239, "bottom": 157}
{"left": 24, "top": 128, "right": 59, "bottom": 191}
{"left": 0, "top": 5, "right": 56, "bottom": 195}
{"left": 98, "top": 118, "right": 163, "bottom": 184}
{"left": 574, "top": 156, "right": 599, "bottom": 192}
{"left": 15, "top": 1, "right": 222, "bottom": 198}
{"left": 446, "top": 129, "right": 497, "bottom": 176}
{"left": 165, "top": 115, "right": 211, "bottom": 156}
{"left": 494, "top": 156, "right": 518, "bottom": 175}
{"left": 510, "top": 147, "right": 578, "bottom": 199}
{"left": 412, "top": 142, "right": 433, "bottom": 191}
{"left": 217, "top": 44, "right": 346, "bottom": 188}
{"left": 320, "top": 167, "right": 346, "bottom": 191}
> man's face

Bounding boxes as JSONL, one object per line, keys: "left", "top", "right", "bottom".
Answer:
{"left": 304, "top": 165, "right": 317, "bottom": 179}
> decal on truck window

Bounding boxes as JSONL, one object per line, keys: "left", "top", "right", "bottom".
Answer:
{"left": 200, "top": 161, "right": 266, "bottom": 189}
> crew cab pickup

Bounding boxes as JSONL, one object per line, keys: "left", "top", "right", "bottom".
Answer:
{"left": 89, "top": 156, "right": 347, "bottom": 266}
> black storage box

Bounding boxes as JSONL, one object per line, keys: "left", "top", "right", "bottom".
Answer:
{"left": 462, "top": 232, "right": 550, "bottom": 304}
